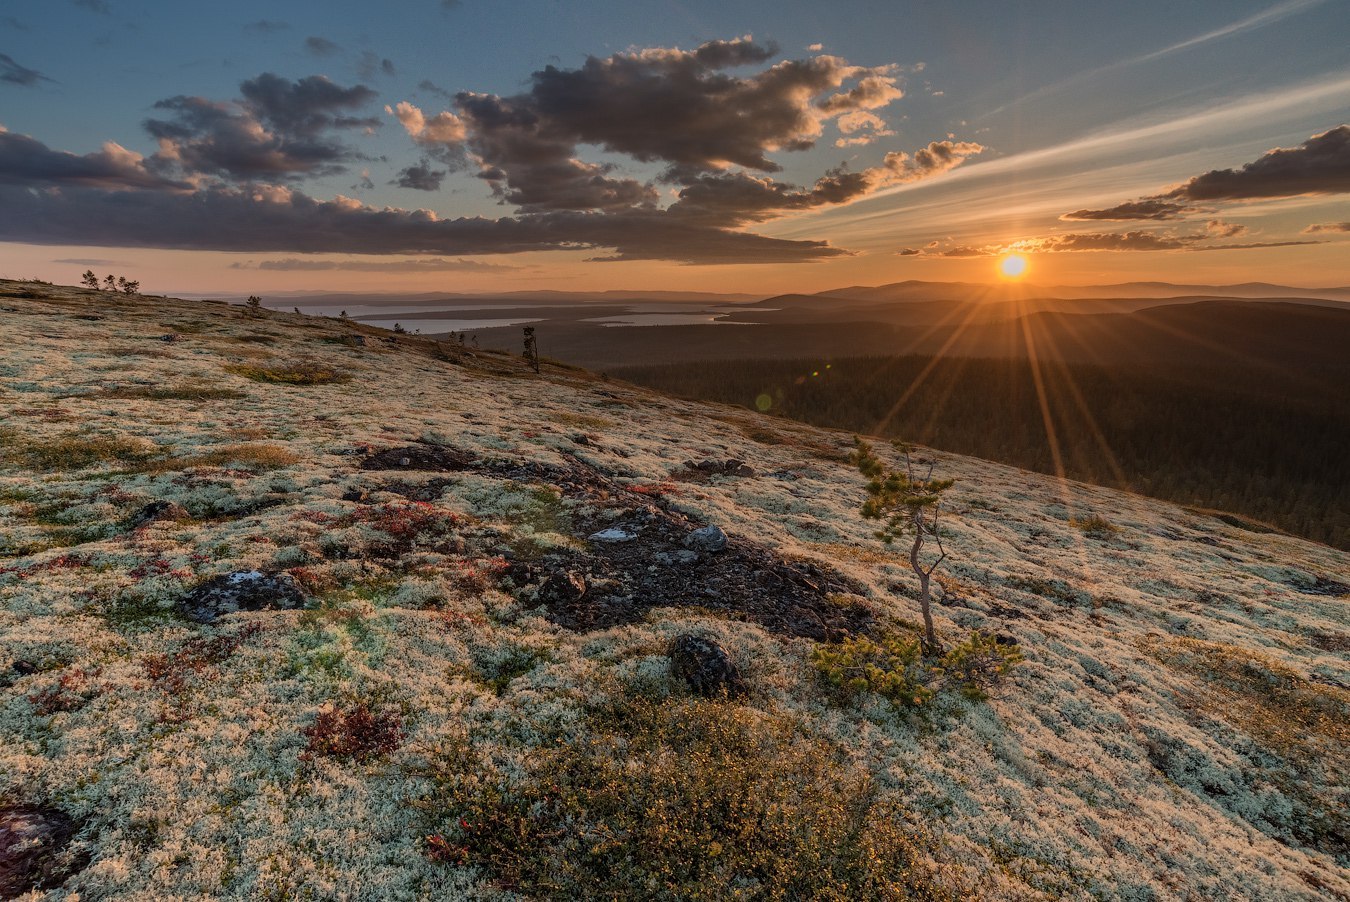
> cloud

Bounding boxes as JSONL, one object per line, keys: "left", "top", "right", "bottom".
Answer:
{"left": 0, "top": 182, "right": 848, "bottom": 264}
{"left": 1061, "top": 198, "right": 1193, "bottom": 221}
{"left": 1302, "top": 221, "right": 1350, "bottom": 233}
{"left": 304, "top": 36, "right": 340, "bottom": 56}
{"left": 1189, "top": 239, "right": 1323, "bottom": 251}
{"left": 1203, "top": 219, "right": 1247, "bottom": 238}
{"left": 392, "top": 159, "right": 446, "bottom": 191}
{"left": 0, "top": 127, "right": 189, "bottom": 190}
{"left": 3, "top": 38, "right": 983, "bottom": 266}
{"left": 243, "top": 20, "right": 289, "bottom": 34}
{"left": 0, "top": 53, "right": 52, "bottom": 88}
{"left": 1165, "top": 124, "right": 1350, "bottom": 200}
{"left": 357, "top": 52, "right": 396, "bottom": 80}
{"left": 144, "top": 73, "right": 379, "bottom": 181}
{"left": 418, "top": 79, "right": 454, "bottom": 100}
{"left": 834, "top": 111, "right": 895, "bottom": 147}
{"left": 230, "top": 257, "right": 518, "bottom": 272}
{"left": 51, "top": 257, "right": 128, "bottom": 266}
{"left": 807, "top": 43, "right": 823, "bottom": 52}
{"left": 72, "top": 0, "right": 110, "bottom": 13}
{"left": 1016, "top": 231, "right": 1201, "bottom": 252}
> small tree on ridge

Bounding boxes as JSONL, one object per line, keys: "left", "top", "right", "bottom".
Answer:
{"left": 852, "top": 437, "right": 954, "bottom": 654}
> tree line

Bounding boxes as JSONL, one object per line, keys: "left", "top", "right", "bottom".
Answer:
{"left": 616, "top": 355, "right": 1350, "bottom": 550}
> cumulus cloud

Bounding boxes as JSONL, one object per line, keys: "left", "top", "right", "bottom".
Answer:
{"left": 231, "top": 257, "right": 518, "bottom": 272}
{"left": 1061, "top": 198, "right": 1193, "bottom": 221}
{"left": 1166, "top": 124, "right": 1350, "bottom": 200}
{"left": 392, "top": 159, "right": 446, "bottom": 191}
{"left": 0, "top": 53, "right": 52, "bottom": 87}
{"left": 0, "top": 127, "right": 189, "bottom": 190}
{"left": 144, "top": 73, "right": 378, "bottom": 181}
{"left": 1016, "top": 231, "right": 1201, "bottom": 252}
{"left": 1302, "top": 221, "right": 1350, "bottom": 233}
{"left": 2, "top": 38, "right": 983, "bottom": 265}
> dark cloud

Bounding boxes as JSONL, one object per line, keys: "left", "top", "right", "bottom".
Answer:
{"left": 0, "top": 127, "right": 189, "bottom": 190}
{"left": 392, "top": 159, "right": 446, "bottom": 191}
{"left": 357, "top": 52, "right": 397, "bottom": 80}
{"left": 52, "top": 257, "right": 128, "bottom": 266}
{"left": 243, "top": 20, "right": 290, "bottom": 34}
{"left": 1061, "top": 198, "right": 1192, "bottom": 221}
{"left": 1303, "top": 221, "right": 1350, "bottom": 233}
{"left": 231, "top": 257, "right": 518, "bottom": 272}
{"left": 0, "top": 53, "right": 52, "bottom": 88}
{"left": 0, "top": 182, "right": 846, "bottom": 264}
{"left": 1166, "top": 125, "right": 1350, "bottom": 200}
{"left": 144, "top": 73, "right": 378, "bottom": 181}
{"left": 304, "top": 36, "right": 340, "bottom": 56}
{"left": 418, "top": 79, "right": 454, "bottom": 100}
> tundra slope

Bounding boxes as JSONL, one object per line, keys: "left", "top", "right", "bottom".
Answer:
{"left": 0, "top": 280, "right": 1346, "bottom": 900}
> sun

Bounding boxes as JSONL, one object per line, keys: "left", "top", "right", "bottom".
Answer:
{"left": 999, "top": 253, "right": 1028, "bottom": 279}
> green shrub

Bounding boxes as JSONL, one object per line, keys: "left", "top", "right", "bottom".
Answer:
{"left": 812, "top": 629, "right": 1022, "bottom": 709}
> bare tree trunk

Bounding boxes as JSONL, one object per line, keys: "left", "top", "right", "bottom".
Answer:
{"left": 910, "top": 532, "right": 940, "bottom": 654}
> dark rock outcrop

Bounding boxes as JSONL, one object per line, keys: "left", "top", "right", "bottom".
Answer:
{"left": 0, "top": 806, "right": 84, "bottom": 898}
{"left": 177, "top": 571, "right": 307, "bottom": 624}
{"left": 669, "top": 633, "right": 746, "bottom": 698}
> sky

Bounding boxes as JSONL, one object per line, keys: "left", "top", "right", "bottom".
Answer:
{"left": 1, "top": 0, "right": 1348, "bottom": 295}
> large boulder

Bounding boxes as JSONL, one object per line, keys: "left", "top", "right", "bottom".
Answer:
{"left": 0, "top": 806, "right": 83, "bottom": 898}
{"left": 669, "top": 633, "right": 747, "bottom": 698}
{"left": 177, "top": 571, "right": 307, "bottom": 624}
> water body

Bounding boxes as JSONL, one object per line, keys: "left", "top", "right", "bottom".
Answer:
{"left": 361, "top": 317, "right": 544, "bottom": 333}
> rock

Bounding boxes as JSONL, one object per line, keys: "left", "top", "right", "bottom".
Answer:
{"left": 538, "top": 570, "right": 587, "bottom": 606}
{"left": 669, "top": 634, "right": 746, "bottom": 698}
{"left": 589, "top": 527, "right": 637, "bottom": 544}
{"left": 11, "top": 661, "right": 38, "bottom": 676}
{"left": 684, "top": 525, "right": 728, "bottom": 553}
{"left": 159, "top": 333, "right": 180, "bottom": 342}
{"left": 0, "top": 806, "right": 83, "bottom": 898}
{"left": 129, "top": 500, "right": 189, "bottom": 527}
{"left": 341, "top": 487, "right": 369, "bottom": 502}
{"left": 361, "top": 445, "right": 474, "bottom": 472}
{"left": 177, "top": 571, "right": 308, "bottom": 624}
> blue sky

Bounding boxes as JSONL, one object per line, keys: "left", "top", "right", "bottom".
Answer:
{"left": 1, "top": 0, "right": 1347, "bottom": 292}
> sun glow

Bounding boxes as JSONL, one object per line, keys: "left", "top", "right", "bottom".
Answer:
{"left": 999, "top": 254, "right": 1028, "bottom": 279}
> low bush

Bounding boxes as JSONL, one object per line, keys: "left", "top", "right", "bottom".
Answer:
{"left": 419, "top": 694, "right": 965, "bottom": 900}
{"left": 301, "top": 703, "right": 404, "bottom": 762}
{"left": 812, "top": 629, "right": 1022, "bottom": 709}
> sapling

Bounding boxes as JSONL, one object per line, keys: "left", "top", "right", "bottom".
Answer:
{"left": 245, "top": 295, "right": 263, "bottom": 316}
{"left": 81, "top": 270, "right": 99, "bottom": 290}
{"left": 103, "top": 274, "right": 116, "bottom": 291}
{"left": 853, "top": 437, "right": 953, "bottom": 654}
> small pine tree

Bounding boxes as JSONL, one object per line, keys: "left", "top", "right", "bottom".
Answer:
{"left": 393, "top": 322, "right": 407, "bottom": 334}
{"left": 339, "top": 310, "right": 349, "bottom": 320}
{"left": 117, "top": 277, "right": 140, "bottom": 295}
{"left": 853, "top": 438, "right": 954, "bottom": 654}
{"left": 103, "top": 274, "right": 116, "bottom": 291}
{"left": 81, "top": 270, "right": 99, "bottom": 290}
{"left": 245, "top": 295, "right": 263, "bottom": 316}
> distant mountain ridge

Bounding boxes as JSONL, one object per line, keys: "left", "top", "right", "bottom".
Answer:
{"left": 805, "top": 279, "right": 1350, "bottom": 304}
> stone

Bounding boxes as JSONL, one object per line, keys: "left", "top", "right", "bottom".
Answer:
{"left": 129, "top": 500, "right": 189, "bottom": 527}
{"left": 360, "top": 445, "right": 474, "bottom": 472}
{"left": 669, "top": 634, "right": 746, "bottom": 698}
{"left": 589, "top": 527, "right": 637, "bottom": 543}
{"left": 11, "top": 661, "right": 38, "bottom": 676}
{"left": 176, "top": 571, "right": 308, "bottom": 624}
{"left": 159, "top": 333, "right": 180, "bottom": 342}
{"left": 0, "top": 806, "right": 83, "bottom": 898}
{"left": 538, "top": 570, "right": 587, "bottom": 606}
{"left": 684, "top": 525, "right": 728, "bottom": 553}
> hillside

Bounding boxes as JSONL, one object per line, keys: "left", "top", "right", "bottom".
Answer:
{"left": 1, "top": 280, "right": 1347, "bottom": 900}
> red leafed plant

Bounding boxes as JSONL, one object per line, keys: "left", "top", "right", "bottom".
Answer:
{"left": 300, "top": 703, "right": 404, "bottom": 762}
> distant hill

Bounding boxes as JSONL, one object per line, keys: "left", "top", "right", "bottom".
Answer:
{"left": 808, "top": 279, "right": 1350, "bottom": 304}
